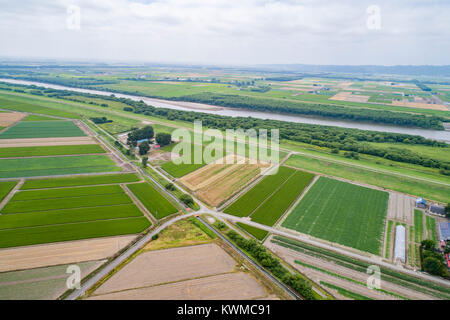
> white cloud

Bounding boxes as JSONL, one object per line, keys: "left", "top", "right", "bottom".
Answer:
{"left": 0, "top": 0, "right": 448, "bottom": 64}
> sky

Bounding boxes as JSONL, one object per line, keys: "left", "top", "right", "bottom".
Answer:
{"left": 0, "top": 0, "right": 449, "bottom": 66}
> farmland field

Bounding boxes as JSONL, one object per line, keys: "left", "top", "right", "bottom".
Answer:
{"left": 0, "top": 155, "right": 120, "bottom": 178}
{"left": 0, "top": 121, "right": 85, "bottom": 139}
{"left": 179, "top": 155, "right": 270, "bottom": 206}
{"left": 236, "top": 222, "right": 268, "bottom": 240}
{"left": 224, "top": 166, "right": 295, "bottom": 217}
{"left": 22, "top": 115, "right": 60, "bottom": 121}
{"left": 21, "top": 173, "right": 140, "bottom": 189}
{"left": 282, "top": 177, "right": 389, "bottom": 255}
{"left": 127, "top": 182, "right": 178, "bottom": 219}
{"left": 0, "top": 184, "right": 150, "bottom": 248}
{"left": 0, "top": 217, "right": 150, "bottom": 248}
{"left": 0, "top": 144, "right": 105, "bottom": 158}
{"left": 0, "top": 96, "right": 81, "bottom": 119}
{"left": 249, "top": 170, "right": 314, "bottom": 226}
{"left": 0, "top": 181, "right": 17, "bottom": 202}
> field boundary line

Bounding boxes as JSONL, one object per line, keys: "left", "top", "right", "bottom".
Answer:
{"left": 0, "top": 216, "right": 147, "bottom": 232}
{"left": 121, "top": 184, "right": 157, "bottom": 224}
{"left": 0, "top": 179, "right": 24, "bottom": 213}
{"left": 275, "top": 175, "right": 319, "bottom": 228}
{"left": 247, "top": 170, "right": 297, "bottom": 219}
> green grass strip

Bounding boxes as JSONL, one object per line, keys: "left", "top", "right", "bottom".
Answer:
{"left": 294, "top": 260, "right": 407, "bottom": 299}
{"left": 236, "top": 222, "right": 268, "bottom": 240}
{"left": 319, "top": 281, "right": 373, "bottom": 300}
{"left": 0, "top": 181, "right": 17, "bottom": 202}
{"left": 385, "top": 220, "right": 393, "bottom": 259}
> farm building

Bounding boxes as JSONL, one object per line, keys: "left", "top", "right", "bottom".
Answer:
{"left": 439, "top": 222, "right": 450, "bottom": 241}
{"left": 136, "top": 139, "right": 148, "bottom": 146}
{"left": 394, "top": 225, "right": 406, "bottom": 264}
{"left": 415, "top": 198, "right": 426, "bottom": 209}
{"left": 430, "top": 205, "right": 446, "bottom": 216}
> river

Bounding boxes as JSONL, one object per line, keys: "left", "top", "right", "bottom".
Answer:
{"left": 1, "top": 78, "right": 449, "bottom": 142}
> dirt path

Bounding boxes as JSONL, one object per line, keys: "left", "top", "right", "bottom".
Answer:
{"left": 0, "top": 179, "right": 24, "bottom": 212}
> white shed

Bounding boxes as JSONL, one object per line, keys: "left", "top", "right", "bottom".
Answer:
{"left": 394, "top": 225, "right": 406, "bottom": 263}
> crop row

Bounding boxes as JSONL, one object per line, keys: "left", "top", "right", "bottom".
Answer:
{"left": 21, "top": 173, "right": 140, "bottom": 189}
{"left": 224, "top": 166, "right": 295, "bottom": 217}
{"left": 0, "top": 144, "right": 105, "bottom": 158}
{"left": 127, "top": 182, "right": 178, "bottom": 219}
{"left": 282, "top": 177, "right": 388, "bottom": 255}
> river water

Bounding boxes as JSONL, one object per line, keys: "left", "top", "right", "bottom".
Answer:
{"left": 1, "top": 78, "right": 449, "bottom": 142}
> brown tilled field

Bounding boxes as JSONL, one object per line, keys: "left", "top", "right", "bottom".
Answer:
{"left": 94, "top": 243, "right": 236, "bottom": 295}
{"left": 90, "top": 243, "right": 272, "bottom": 300}
{"left": 392, "top": 100, "right": 448, "bottom": 111}
{"left": 89, "top": 273, "right": 267, "bottom": 300}
{"left": 0, "top": 112, "right": 27, "bottom": 127}
{"left": 179, "top": 155, "right": 270, "bottom": 206}
{"left": 0, "top": 136, "right": 97, "bottom": 147}
{"left": 0, "top": 235, "right": 136, "bottom": 272}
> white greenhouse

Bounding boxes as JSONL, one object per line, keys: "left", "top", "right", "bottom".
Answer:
{"left": 393, "top": 225, "right": 406, "bottom": 263}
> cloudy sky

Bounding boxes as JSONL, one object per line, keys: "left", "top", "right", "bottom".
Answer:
{"left": 0, "top": 0, "right": 449, "bottom": 65}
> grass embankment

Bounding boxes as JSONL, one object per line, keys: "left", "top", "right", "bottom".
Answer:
{"left": 286, "top": 154, "right": 450, "bottom": 203}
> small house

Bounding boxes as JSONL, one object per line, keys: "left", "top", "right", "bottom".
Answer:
{"left": 415, "top": 198, "right": 426, "bottom": 209}
{"left": 136, "top": 139, "right": 148, "bottom": 146}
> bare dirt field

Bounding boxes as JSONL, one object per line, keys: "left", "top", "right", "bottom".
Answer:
{"left": 0, "top": 112, "right": 26, "bottom": 127}
{"left": 0, "top": 136, "right": 96, "bottom": 148}
{"left": 89, "top": 272, "right": 267, "bottom": 300}
{"left": 329, "top": 91, "right": 370, "bottom": 103}
{"left": 179, "top": 155, "right": 270, "bottom": 206}
{"left": 387, "top": 192, "right": 414, "bottom": 224}
{"left": 0, "top": 235, "right": 136, "bottom": 272}
{"left": 95, "top": 243, "right": 236, "bottom": 295}
{"left": 265, "top": 237, "right": 435, "bottom": 300}
{"left": 392, "top": 100, "right": 448, "bottom": 111}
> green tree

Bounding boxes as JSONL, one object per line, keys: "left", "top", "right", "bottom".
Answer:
{"left": 139, "top": 141, "right": 150, "bottom": 155}
{"left": 421, "top": 239, "right": 436, "bottom": 251}
{"left": 422, "top": 257, "right": 446, "bottom": 277}
{"left": 155, "top": 132, "right": 172, "bottom": 146}
{"left": 179, "top": 194, "right": 194, "bottom": 207}
{"left": 141, "top": 156, "right": 148, "bottom": 168}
